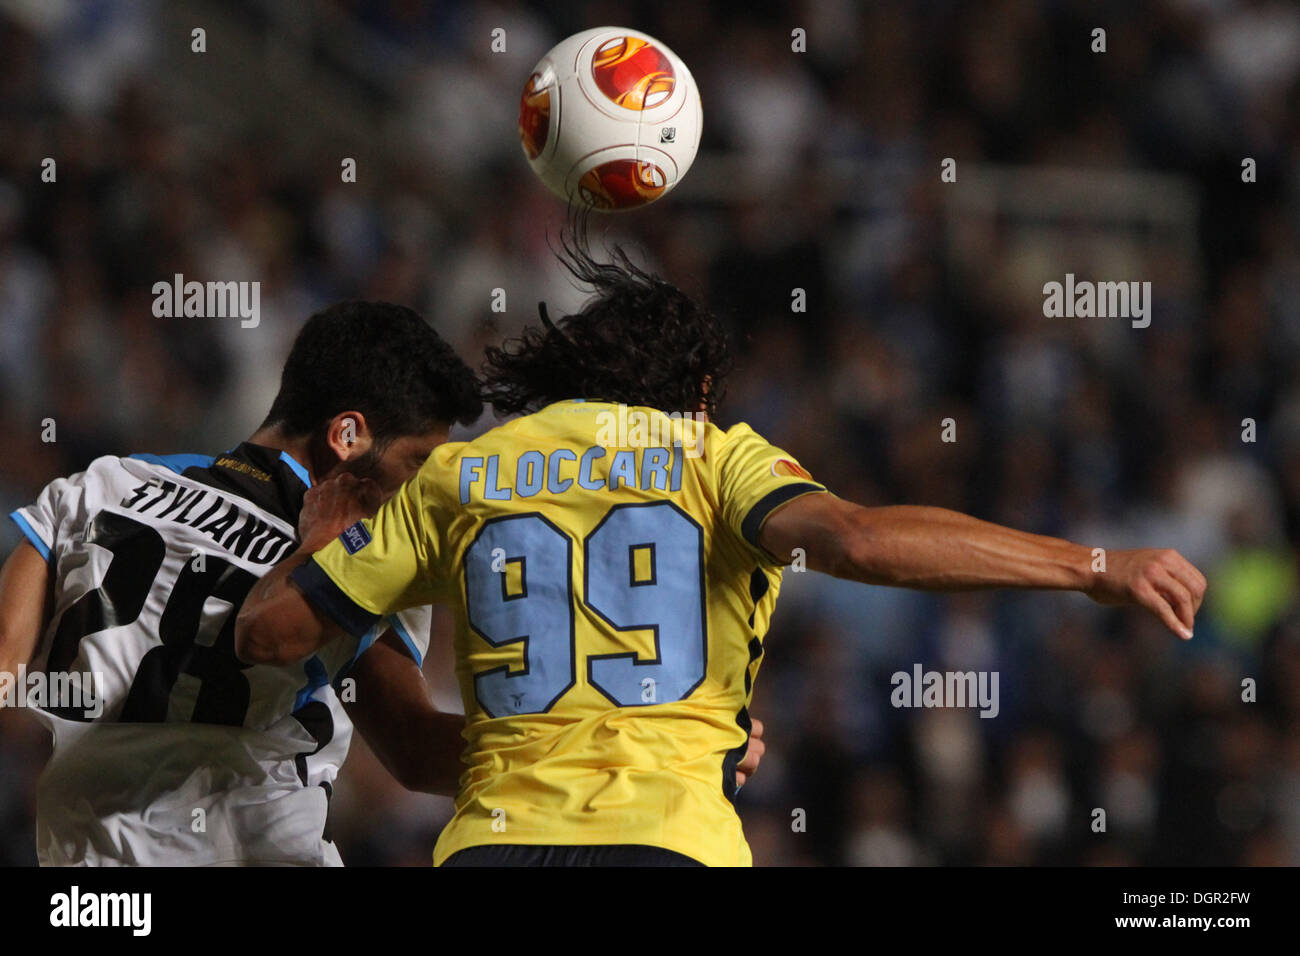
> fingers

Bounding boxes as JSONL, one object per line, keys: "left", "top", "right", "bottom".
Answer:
{"left": 1161, "top": 553, "right": 1207, "bottom": 614}
{"left": 315, "top": 473, "right": 382, "bottom": 516}
{"left": 1118, "top": 550, "right": 1205, "bottom": 641}
{"left": 1145, "top": 550, "right": 1206, "bottom": 638}
{"left": 1135, "top": 578, "right": 1193, "bottom": 640}
{"left": 356, "top": 477, "right": 382, "bottom": 516}
{"left": 1153, "top": 567, "right": 1196, "bottom": 635}
{"left": 736, "top": 729, "right": 766, "bottom": 777}
{"left": 298, "top": 472, "right": 384, "bottom": 551}
{"left": 735, "top": 719, "right": 767, "bottom": 786}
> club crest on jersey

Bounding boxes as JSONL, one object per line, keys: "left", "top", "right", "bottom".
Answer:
{"left": 771, "top": 459, "right": 812, "bottom": 480}
{"left": 340, "top": 521, "right": 372, "bottom": 554}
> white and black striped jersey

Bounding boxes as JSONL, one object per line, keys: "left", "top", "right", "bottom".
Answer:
{"left": 9, "top": 444, "right": 430, "bottom": 866}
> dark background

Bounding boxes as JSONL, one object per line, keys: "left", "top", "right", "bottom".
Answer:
{"left": 0, "top": 0, "right": 1297, "bottom": 866}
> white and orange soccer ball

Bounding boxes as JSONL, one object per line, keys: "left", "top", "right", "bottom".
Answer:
{"left": 518, "top": 27, "right": 702, "bottom": 211}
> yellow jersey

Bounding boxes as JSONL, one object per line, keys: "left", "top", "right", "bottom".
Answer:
{"left": 295, "top": 400, "right": 826, "bottom": 866}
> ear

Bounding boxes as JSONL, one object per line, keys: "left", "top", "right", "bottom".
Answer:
{"left": 324, "top": 411, "right": 374, "bottom": 463}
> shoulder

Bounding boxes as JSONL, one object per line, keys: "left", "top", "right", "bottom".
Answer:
{"left": 713, "top": 421, "right": 778, "bottom": 464}
{"left": 41, "top": 453, "right": 163, "bottom": 494}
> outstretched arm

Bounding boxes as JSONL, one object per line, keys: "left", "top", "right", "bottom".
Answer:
{"left": 758, "top": 492, "right": 1206, "bottom": 639}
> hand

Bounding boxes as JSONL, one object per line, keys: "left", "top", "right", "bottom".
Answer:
{"left": 735, "top": 717, "right": 766, "bottom": 789}
{"left": 1085, "top": 548, "right": 1207, "bottom": 640}
{"left": 297, "top": 472, "right": 382, "bottom": 553}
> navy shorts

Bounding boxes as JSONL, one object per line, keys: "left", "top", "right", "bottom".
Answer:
{"left": 440, "top": 844, "right": 705, "bottom": 867}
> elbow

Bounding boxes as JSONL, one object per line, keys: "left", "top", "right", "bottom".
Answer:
{"left": 383, "top": 754, "right": 449, "bottom": 797}
{"left": 386, "top": 763, "right": 421, "bottom": 793}
{"left": 841, "top": 538, "right": 876, "bottom": 583}
{"left": 830, "top": 508, "right": 886, "bottom": 584}
{"left": 821, "top": 507, "right": 864, "bottom": 578}
{"left": 424, "top": 761, "right": 463, "bottom": 798}
{"left": 416, "top": 770, "right": 461, "bottom": 799}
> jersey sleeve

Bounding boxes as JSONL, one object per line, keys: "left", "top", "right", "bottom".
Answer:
{"left": 716, "top": 424, "right": 827, "bottom": 564}
{"left": 9, "top": 470, "right": 90, "bottom": 562}
{"left": 326, "top": 604, "right": 433, "bottom": 691}
{"left": 384, "top": 605, "right": 432, "bottom": 666}
{"left": 290, "top": 458, "right": 453, "bottom": 639}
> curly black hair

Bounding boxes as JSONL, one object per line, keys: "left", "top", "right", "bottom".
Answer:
{"left": 262, "top": 300, "right": 482, "bottom": 447}
{"left": 481, "top": 210, "right": 733, "bottom": 418}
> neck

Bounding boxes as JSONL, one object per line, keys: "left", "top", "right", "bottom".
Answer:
{"left": 246, "top": 425, "right": 320, "bottom": 484}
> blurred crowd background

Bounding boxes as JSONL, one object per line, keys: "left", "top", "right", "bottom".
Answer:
{"left": 2, "top": 0, "right": 1299, "bottom": 866}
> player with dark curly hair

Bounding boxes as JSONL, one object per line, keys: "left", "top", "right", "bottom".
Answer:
{"left": 482, "top": 229, "right": 732, "bottom": 420}
{"left": 238, "top": 228, "right": 1206, "bottom": 868}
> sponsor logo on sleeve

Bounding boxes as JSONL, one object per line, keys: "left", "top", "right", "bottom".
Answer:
{"left": 771, "top": 459, "right": 812, "bottom": 480}
{"left": 340, "top": 521, "right": 372, "bottom": 554}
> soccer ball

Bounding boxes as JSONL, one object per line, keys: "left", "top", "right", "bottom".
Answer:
{"left": 518, "top": 27, "right": 702, "bottom": 211}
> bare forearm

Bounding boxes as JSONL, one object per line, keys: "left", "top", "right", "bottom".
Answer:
{"left": 348, "top": 633, "right": 466, "bottom": 796}
{"left": 802, "top": 503, "right": 1094, "bottom": 592}
{"left": 372, "top": 711, "right": 466, "bottom": 796}
{"left": 412, "top": 710, "right": 467, "bottom": 796}
{"left": 857, "top": 505, "right": 1092, "bottom": 590}
{"left": 762, "top": 492, "right": 1205, "bottom": 640}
